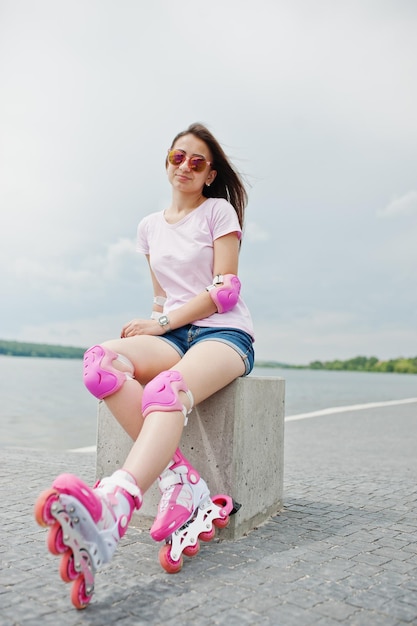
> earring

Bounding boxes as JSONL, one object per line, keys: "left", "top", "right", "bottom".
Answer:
{"left": 206, "top": 182, "right": 211, "bottom": 187}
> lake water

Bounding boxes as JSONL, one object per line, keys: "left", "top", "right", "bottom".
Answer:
{"left": 1, "top": 355, "right": 416, "bottom": 450}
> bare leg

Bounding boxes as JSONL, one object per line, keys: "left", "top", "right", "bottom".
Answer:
{"left": 34, "top": 340, "right": 247, "bottom": 608}
{"left": 122, "top": 341, "right": 245, "bottom": 494}
{"left": 100, "top": 335, "right": 181, "bottom": 440}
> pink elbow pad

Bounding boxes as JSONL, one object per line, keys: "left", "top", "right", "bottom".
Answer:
{"left": 207, "top": 274, "right": 241, "bottom": 313}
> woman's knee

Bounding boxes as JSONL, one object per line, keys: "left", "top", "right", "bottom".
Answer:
{"left": 83, "top": 344, "right": 135, "bottom": 399}
{"left": 83, "top": 330, "right": 186, "bottom": 400}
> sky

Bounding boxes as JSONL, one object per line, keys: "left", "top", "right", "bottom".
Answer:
{"left": 1, "top": 0, "right": 416, "bottom": 365}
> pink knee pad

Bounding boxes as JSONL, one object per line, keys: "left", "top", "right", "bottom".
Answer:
{"left": 207, "top": 274, "right": 241, "bottom": 313}
{"left": 83, "top": 345, "right": 134, "bottom": 399}
{"left": 142, "top": 371, "right": 194, "bottom": 425}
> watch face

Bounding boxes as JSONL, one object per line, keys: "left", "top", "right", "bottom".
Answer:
{"left": 159, "top": 315, "right": 169, "bottom": 326}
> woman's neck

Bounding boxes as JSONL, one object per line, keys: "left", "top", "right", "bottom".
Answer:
{"left": 169, "top": 190, "right": 207, "bottom": 214}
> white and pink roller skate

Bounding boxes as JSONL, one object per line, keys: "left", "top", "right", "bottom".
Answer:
{"left": 34, "top": 470, "right": 142, "bottom": 609}
{"left": 151, "top": 448, "right": 238, "bottom": 573}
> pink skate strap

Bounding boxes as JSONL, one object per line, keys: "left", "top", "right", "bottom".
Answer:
{"left": 83, "top": 345, "right": 134, "bottom": 399}
{"left": 207, "top": 274, "right": 241, "bottom": 313}
{"left": 142, "top": 371, "right": 194, "bottom": 423}
{"left": 158, "top": 448, "right": 201, "bottom": 491}
{"left": 52, "top": 473, "right": 103, "bottom": 523}
{"left": 172, "top": 447, "right": 200, "bottom": 483}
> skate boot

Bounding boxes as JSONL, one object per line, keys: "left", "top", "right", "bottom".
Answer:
{"left": 151, "top": 448, "right": 236, "bottom": 573}
{"left": 34, "top": 469, "right": 142, "bottom": 609}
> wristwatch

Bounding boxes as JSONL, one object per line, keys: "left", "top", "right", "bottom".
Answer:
{"left": 158, "top": 315, "right": 170, "bottom": 332}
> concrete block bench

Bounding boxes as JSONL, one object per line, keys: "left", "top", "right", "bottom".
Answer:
{"left": 96, "top": 376, "right": 285, "bottom": 540}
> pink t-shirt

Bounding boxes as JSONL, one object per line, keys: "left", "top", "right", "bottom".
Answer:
{"left": 136, "top": 197, "right": 254, "bottom": 339}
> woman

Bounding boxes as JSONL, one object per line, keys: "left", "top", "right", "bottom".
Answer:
{"left": 35, "top": 123, "right": 255, "bottom": 609}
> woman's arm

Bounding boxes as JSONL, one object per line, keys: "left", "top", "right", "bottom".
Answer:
{"left": 148, "top": 261, "right": 167, "bottom": 318}
{"left": 121, "top": 233, "right": 240, "bottom": 337}
{"left": 212, "top": 231, "right": 240, "bottom": 276}
{"left": 165, "top": 232, "right": 240, "bottom": 330}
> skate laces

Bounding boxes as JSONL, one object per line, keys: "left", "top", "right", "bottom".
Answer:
{"left": 157, "top": 462, "right": 209, "bottom": 515}
{"left": 158, "top": 483, "right": 194, "bottom": 516}
{"left": 156, "top": 464, "right": 191, "bottom": 515}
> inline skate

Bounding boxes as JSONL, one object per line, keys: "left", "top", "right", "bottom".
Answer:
{"left": 151, "top": 448, "right": 239, "bottom": 573}
{"left": 34, "top": 470, "right": 142, "bottom": 609}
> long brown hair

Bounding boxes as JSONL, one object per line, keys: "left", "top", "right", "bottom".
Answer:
{"left": 169, "top": 123, "right": 247, "bottom": 231}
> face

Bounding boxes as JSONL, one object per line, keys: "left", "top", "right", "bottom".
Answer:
{"left": 166, "top": 134, "right": 217, "bottom": 193}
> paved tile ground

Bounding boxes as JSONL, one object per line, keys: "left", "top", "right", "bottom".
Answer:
{"left": 1, "top": 401, "right": 417, "bottom": 625}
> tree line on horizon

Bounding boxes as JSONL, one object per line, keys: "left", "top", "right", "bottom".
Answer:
{"left": 0, "top": 339, "right": 85, "bottom": 359}
{"left": 307, "top": 355, "right": 417, "bottom": 374}
{"left": 1, "top": 340, "right": 416, "bottom": 374}
{"left": 255, "top": 354, "right": 417, "bottom": 375}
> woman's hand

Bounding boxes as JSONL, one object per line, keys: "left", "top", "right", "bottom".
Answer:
{"left": 121, "top": 318, "right": 164, "bottom": 338}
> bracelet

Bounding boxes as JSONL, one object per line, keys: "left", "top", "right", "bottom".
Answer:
{"left": 153, "top": 296, "right": 167, "bottom": 307}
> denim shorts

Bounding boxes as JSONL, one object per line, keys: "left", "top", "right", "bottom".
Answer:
{"left": 158, "top": 325, "right": 255, "bottom": 376}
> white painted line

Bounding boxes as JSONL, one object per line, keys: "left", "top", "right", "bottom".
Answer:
{"left": 285, "top": 397, "right": 417, "bottom": 422}
{"left": 67, "top": 399, "right": 417, "bottom": 447}
{"left": 68, "top": 445, "right": 97, "bottom": 453}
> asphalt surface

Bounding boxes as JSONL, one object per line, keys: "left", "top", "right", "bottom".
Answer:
{"left": 1, "top": 400, "right": 417, "bottom": 625}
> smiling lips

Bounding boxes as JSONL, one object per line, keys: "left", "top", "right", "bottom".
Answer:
{"left": 176, "top": 173, "right": 191, "bottom": 182}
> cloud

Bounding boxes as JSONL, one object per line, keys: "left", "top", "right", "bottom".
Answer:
{"left": 1, "top": 1, "right": 417, "bottom": 364}
{"left": 253, "top": 313, "right": 417, "bottom": 364}
{"left": 245, "top": 221, "right": 270, "bottom": 242}
{"left": 377, "top": 191, "right": 417, "bottom": 218}
{"left": 16, "top": 314, "right": 131, "bottom": 349}
{"left": 8, "top": 237, "right": 139, "bottom": 299}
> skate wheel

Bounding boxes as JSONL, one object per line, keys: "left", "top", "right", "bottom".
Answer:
{"left": 47, "top": 522, "right": 68, "bottom": 555}
{"left": 183, "top": 540, "right": 200, "bottom": 557}
{"left": 34, "top": 488, "right": 59, "bottom": 527}
{"left": 71, "top": 576, "right": 92, "bottom": 610}
{"left": 60, "top": 551, "right": 78, "bottom": 582}
{"left": 213, "top": 515, "right": 229, "bottom": 529}
{"left": 199, "top": 527, "right": 216, "bottom": 542}
{"left": 158, "top": 544, "right": 183, "bottom": 574}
